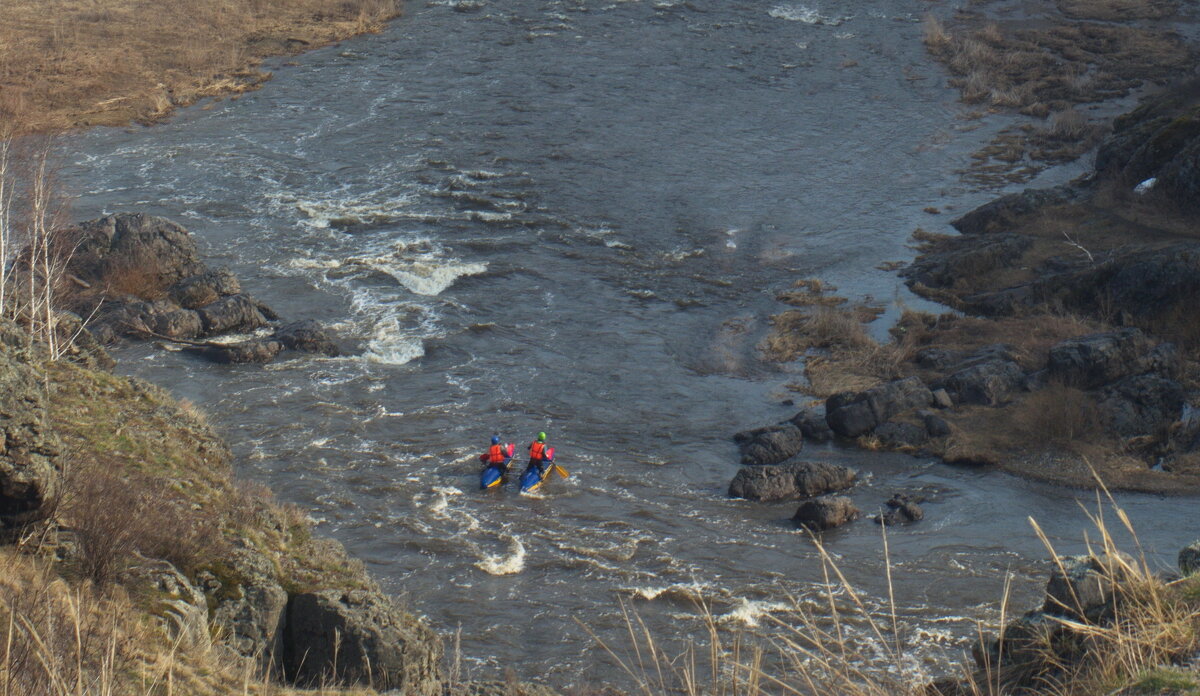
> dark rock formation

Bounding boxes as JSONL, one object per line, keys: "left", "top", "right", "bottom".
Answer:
{"left": 950, "top": 185, "right": 1077, "bottom": 236}
{"left": 205, "top": 544, "right": 289, "bottom": 666}
{"left": 284, "top": 588, "right": 443, "bottom": 693}
{"left": 1043, "top": 552, "right": 1137, "bottom": 622}
{"left": 1179, "top": 540, "right": 1200, "bottom": 576}
{"left": 0, "top": 348, "right": 59, "bottom": 528}
{"left": 169, "top": 269, "right": 242, "bottom": 309}
{"left": 874, "top": 494, "right": 924, "bottom": 526}
{"left": 728, "top": 462, "right": 857, "bottom": 502}
{"left": 791, "top": 496, "right": 860, "bottom": 531}
{"left": 1046, "top": 329, "right": 1156, "bottom": 389}
{"left": 825, "top": 376, "right": 933, "bottom": 438}
{"left": 185, "top": 339, "right": 284, "bottom": 364}
{"left": 733, "top": 423, "right": 805, "bottom": 466}
{"left": 872, "top": 421, "right": 927, "bottom": 449}
{"left": 919, "top": 410, "right": 953, "bottom": 438}
{"left": 50, "top": 213, "right": 339, "bottom": 365}
{"left": 275, "top": 319, "right": 341, "bottom": 357}
{"left": 790, "top": 408, "right": 833, "bottom": 443}
{"left": 68, "top": 212, "right": 205, "bottom": 290}
{"left": 1097, "top": 374, "right": 1186, "bottom": 438}
{"left": 933, "top": 358, "right": 1026, "bottom": 406}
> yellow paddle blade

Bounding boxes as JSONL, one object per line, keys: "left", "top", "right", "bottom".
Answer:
{"left": 554, "top": 464, "right": 569, "bottom": 479}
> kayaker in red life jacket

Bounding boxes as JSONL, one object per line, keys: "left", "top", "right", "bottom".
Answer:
{"left": 480, "top": 435, "right": 510, "bottom": 471}
{"left": 526, "top": 432, "right": 550, "bottom": 476}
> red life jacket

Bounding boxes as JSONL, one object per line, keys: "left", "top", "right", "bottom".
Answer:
{"left": 529, "top": 441, "right": 545, "bottom": 461}
{"left": 487, "top": 444, "right": 505, "bottom": 464}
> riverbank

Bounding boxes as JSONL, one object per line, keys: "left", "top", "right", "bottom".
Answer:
{"left": 0, "top": 0, "right": 401, "bottom": 134}
{"left": 755, "top": 77, "right": 1200, "bottom": 493}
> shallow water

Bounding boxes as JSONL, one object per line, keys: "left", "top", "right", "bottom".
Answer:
{"left": 62, "top": 0, "right": 1199, "bottom": 686}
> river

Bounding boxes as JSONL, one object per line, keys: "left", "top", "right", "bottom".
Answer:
{"left": 62, "top": 0, "right": 1200, "bottom": 687}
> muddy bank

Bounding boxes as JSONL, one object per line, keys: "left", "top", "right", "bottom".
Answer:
{"left": 0, "top": 0, "right": 401, "bottom": 134}
{"left": 750, "top": 77, "right": 1200, "bottom": 494}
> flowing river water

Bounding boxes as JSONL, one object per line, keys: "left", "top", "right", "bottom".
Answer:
{"left": 62, "top": 0, "right": 1200, "bottom": 687}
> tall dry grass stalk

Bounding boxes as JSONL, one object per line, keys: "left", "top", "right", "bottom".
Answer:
{"left": 583, "top": 479, "right": 1200, "bottom": 696}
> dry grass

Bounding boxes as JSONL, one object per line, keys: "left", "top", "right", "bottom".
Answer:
{"left": 0, "top": 0, "right": 404, "bottom": 134}
{"left": 1011, "top": 383, "right": 1102, "bottom": 444}
{"left": 924, "top": 7, "right": 1195, "bottom": 184}
{"left": 584, "top": 494, "right": 1200, "bottom": 696}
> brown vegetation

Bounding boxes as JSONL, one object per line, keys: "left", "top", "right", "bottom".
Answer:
{"left": 0, "top": 0, "right": 403, "bottom": 134}
{"left": 924, "top": 0, "right": 1195, "bottom": 185}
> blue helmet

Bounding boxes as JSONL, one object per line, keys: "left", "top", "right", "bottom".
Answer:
{"left": 491, "top": 435, "right": 500, "bottom": 445}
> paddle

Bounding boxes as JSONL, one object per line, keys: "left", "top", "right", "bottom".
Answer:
{"left": 546, "top": 447, "right": 568, "bottom": 479}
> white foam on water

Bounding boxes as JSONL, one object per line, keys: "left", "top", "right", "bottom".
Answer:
{"left": 718, "top": 598, "right": 792, "bottom": 627}
{"left": 364, "top": 316, "right": 427, "bottom": 365}
{"left": 627, "top": 581, "right": 710, "bottom": 601}
{"left": 768, "top": 4, "right": 847, "bottom": 25}
{"left": 288, "top": 191, "right": 418, "bottom": 230}
{"left": 475, "top": 537, "right": 526, "bottom": 575}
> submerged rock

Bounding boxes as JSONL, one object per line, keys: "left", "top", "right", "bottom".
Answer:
{"left": 275, "top": 319, "right": 340, "bottom": 357}
{"left": 728, "top": 462, "right": 857, "bottom": 502}
{"left": 873, "top": 494, "right": 923, "bottom": 526}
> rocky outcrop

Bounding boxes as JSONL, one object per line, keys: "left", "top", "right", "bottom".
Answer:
{"left": 791, "top": 496, "right": 860, "bottom": 531}
{"left": 283, "top": 588, "right": 443, "bottom": 693}
{"left": 0, "top": 348, "right": 59, "bottom": 529}
{"left": 204, "top": 543, "right": 289, "bottom": 667}
{"left": 949, "top": 185, "right": 1078, "bottom": 237}
{"left": 733, "top": 423, "right": 805, "bottom": 466}
{"left": 790, "top": 408, "right": 833, "bottom": 443}
{"left": 933, "top": 359, "right": 1025, "bottom": 406}
{"left": 118, "top": 559, "right": 210, "bottom": 650}
{"left": 825, "top": 377, "right": 933, "bottom": 438}
{"left": 1179, "top": 540, "right": 1200, "bottom": 575}
{"left": 728, "top": 462, "right": 857, "bottom": 502}
{"left": 1043, "top": 552, "right": 1137, "bottom": 621}
{"left": 1098, "top": 373, "right": 1186, "bottom": 438}
{"left": 54, "top": 213, "right": 339, "bottom": 364}
{"left": 1046, "top": 329, "right": 1157, "bottom": 389}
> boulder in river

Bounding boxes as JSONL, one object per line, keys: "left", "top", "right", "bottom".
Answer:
{"left": 1043, "top": 551, "right": 1137, "bottom": 622}
{"left": 790, "top": 408, "right": 833, "bottom": 443}
{"left": 728, "top": 461, "right": 856, "bottom": 502}
{"left": 791, "top": 496, "right": 860, "bottom": 531}
{"left": 873, "top": 494, "right": 923, "bottom": 526}
{"left": 733, "top": 423, "right": 805, "bottom": 466}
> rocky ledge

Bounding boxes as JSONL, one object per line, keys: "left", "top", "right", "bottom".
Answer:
{"left": 742, "top": 77, "right": 1200, "bottom": 494}
{"left": 0, "top": 321, "right": 440, "bottom": 693}
{"left": 55, "top": 212, "right": 340, "bottom": 364}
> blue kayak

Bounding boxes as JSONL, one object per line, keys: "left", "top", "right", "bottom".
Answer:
{"left": 519, "top": 447, "right": 557, "bottom": 493}
{"left": 479, "top": 443, "right": 515, "bottom": 490}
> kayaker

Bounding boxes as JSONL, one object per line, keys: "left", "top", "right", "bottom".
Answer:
{"left": 480, "top": 435, "right": 510, "bottom": 471}
{"left": 525, "top": 432, "right": 550, "bottom": 476}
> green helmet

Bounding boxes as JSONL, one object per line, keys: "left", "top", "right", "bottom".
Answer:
{"left": 537, "top": 432, "right": 547, "bottom": 443}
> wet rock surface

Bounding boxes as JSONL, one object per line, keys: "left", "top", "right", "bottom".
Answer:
{"left": 58, "top": 213, "right": 339, "bottom": 364}
{"left": 733, "top": 423, "right": 805, "bottom": 466}
{"left": 728, "top": 462, "right": 857, "bottom": 502}
{"left": 873, "top": 494, "right": 924, "bottom": 526}
{"left": 791, "top": 496, "right": 860, "bottom": 531}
